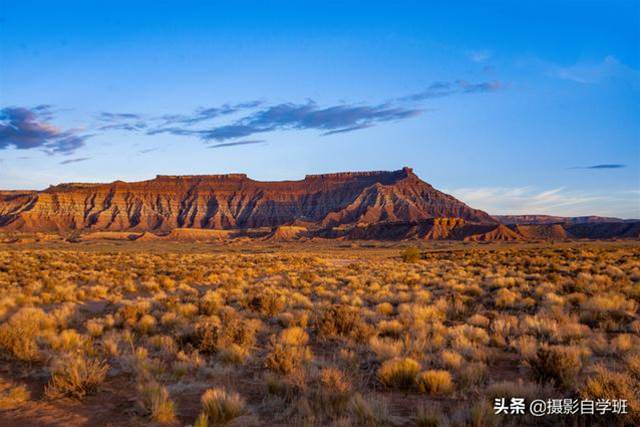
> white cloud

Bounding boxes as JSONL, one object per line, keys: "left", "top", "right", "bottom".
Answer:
{"left": 468, "top": 50, "right": 492, "bottom": 63}
{"left": 445, "top": 186, "right": 639, "bottom": 218}
{"left": 550, "top": 55, "right": 640, "bottom": 86}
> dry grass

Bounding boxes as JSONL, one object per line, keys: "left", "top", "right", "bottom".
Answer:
{"left": 45, "top": 355, "right": 108, "bottom": 399}
{"left": 199, "top": 387, "right": 246, "bottom": 424}
{"left": 527, "top": 345, "right": 583, "bottom": 390}
{"left": 377, "top": 357, "right": 421, "bottom": 389}
{"left": 416, "top": 369, "right": 454, "bottom": 395}
{"left": 0, "top": 242, "right": 637, "bottom": 425}
{"left": 139, "top": 381, "right": 177, "bottom": 424}
{"left": 0, "top": 380, "right": 30, "bottom": 409}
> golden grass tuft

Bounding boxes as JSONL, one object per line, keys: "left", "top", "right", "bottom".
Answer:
{"left": 416, "top": 370, "right": 453, "bottom": 395}
{"left": 377, "top": 357, "right": 421, "bottom": 389}
{"left": 45, "top": 355, "right": 108, "bottom": 399}
{"left": 200, "top": 387, "right": 246, "bottom": 424}
{"left": 139, "top": 381, "right": 177, "bottom": 424}
{"left": 0, "top": 382, "right": 30, "bottom": 409}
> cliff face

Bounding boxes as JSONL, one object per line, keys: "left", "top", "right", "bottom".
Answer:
{"left": 0, "top": 167, "right": 496, "bottom": 232}
{"left": 493, "top": 215, "right": 633, "bottom": 225}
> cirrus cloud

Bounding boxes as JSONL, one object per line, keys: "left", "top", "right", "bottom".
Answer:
{"left": 148, "top": 101, "right": 422, "bottom": 142}
{"left": 444, "top": 186, "right": 638, "bottom": 217}
{"left": 157, "top": 101, "right": 262, "bottom": 126}
{"left": 208, "top": 139, "right": 266, "bottom": 149}
{"left": 59, "top": 157, "right": 90, "bottom": 165}
{"left": 570, "top": 164, "right": 626, "bottom": 170}
{"left": 398, "top": 79, "right": 502, "bottom": 102}
{"left": 550, "top": 55, "right": 640, "bottom": 87}
{"left": 4, "top": 78, "right": 503, "bottom": 153}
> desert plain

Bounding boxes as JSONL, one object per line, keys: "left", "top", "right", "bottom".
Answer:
{"left": 0, "top": 237, "right": 638, "bottom": 426}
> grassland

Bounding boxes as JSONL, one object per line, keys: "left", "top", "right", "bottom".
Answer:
{"left": 0, "top": 240, "right": 638, "bottom": 426}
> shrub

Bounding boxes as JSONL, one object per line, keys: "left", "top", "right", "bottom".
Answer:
{"left": 244, "top": 289, "right": 286, "bottom": 316}
{"left": 264, "top": 371, "right": 306, "bottom": 403}
{"left": 277, "top": 312, "right": 295, "bottom": 327}
{"left": 440, "top": 349, "right": 463, "bottom": 370}
{"left": 315, "top": 367, "right": 352, "bottom": 416}
{"left": 416, "top": 370, "right": 453, "bottom": 395}
{"left": 139, "top": 381, "right": 177, "bottom": 424}
{"left": 279, "top": 326, "right": 309, "bottom": 346}
{"left": 580, "top": 365, "right": 639, "bottom": 424}
{"left": 400, "top": 247, "right": 421, "bottom": 263}
{"left": 494, "top": 288, "right": 518, "bottom": 308}
{"left": 266, "top": 327, "right": 313, "bottom": 374}
{"left": 136, "top": 314, "right": 157, "bottom": 334}
{"left": 46, "top": 355, "right": 108, "bottom": 399}
{"left": 375, "top": 302, "right": 394, "bottom": 316}
{"left": 449, "top": 401, "right": 498, "bottom": 427}
{"left": 0, "top": 307, "right": 48, "bottom": 362}
{"left": 265, "top": 338, "right": 312, "bottom": 375}
{"left": 469, "top": 400, "right": 499, "bottom": 427}
{"left": 0, "top": 383, "right": 30, "bottom": 409}
{"left": 580, "top": 294, "right": 637, "bottom": 330}
{"left": 528, "top": 346, "right": 582, "bottom": 390}
{"left": 349, "top": 393, "right": 392, "bottom": 426}
{"left": 625, "top": 353, "right": 640, "bottom": 379}
{"left": 195, "top": 311, "right": 256, "bottom": 354}
{"left": 415, "top": 404, "right": 442, "bottom": 427}
{"left": 457, "top": 361, "right": 488, "bottom": 389}
{"left": 369, "top": 336, "right": 403, "bottom": 361}
{"left": 377, "top": 357, "right": 421, "bottom": 389}
{"left": 610, "top": 334, "right": 634, "bottom": 354}
{"left": 200, "top": 387, "right": 246, "bottom": 424}
{"left": 200, "top": 290, "right": 224, "bottom": 315}
{"left": 218, "top": 343, "right": 249, "bottom": 365}
{"left": 49, "top": 329, "right": 86, "bottom": 352}
{"left": 314, "top": 304, "right": 372, "bottom": 342}
{"left": 377, "top": 319, "right": 404, "bottom": 338}
{"left": 85, "top": 319, "right": 105, "bottom": 337}
{"left": 193, "top": 413, "right": 209, "bottom": 427}
{"left": 398, "top": 303, "right": 445, "bottom": 327}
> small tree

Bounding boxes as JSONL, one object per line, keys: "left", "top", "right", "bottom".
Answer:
{"left": 400, "top": 247, "right": 421, "bottom": 263}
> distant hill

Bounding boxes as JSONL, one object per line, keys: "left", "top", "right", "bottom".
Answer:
{"left": 1, "top": 169, "right": 637, "bottom": 241}
{"left": 493, "top": 214, "right": 637, "bottom": 225}
{"left": 0, "top": 167, "right": 494, "bottom": 232}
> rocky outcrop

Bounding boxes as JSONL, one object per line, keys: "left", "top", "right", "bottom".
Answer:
{"left": 494, "top": 215, "right": 634, "bottom": 225}
{"left": 512, "top": 224, "right": 568, "bottom": 240}
{"left": 263, "top": 226, "right": 308, "bottom": 241}
{"left": 423, "top": 218, "right": 466, "bottom": 240}
{"left": 463, "top": 224, "right": 524, "bottom": 242}
{"left": 0, "top": 167, "right": 496, "bottom": 232}
{"left": 1, "top": 168, "right": 636, "bottom": 241}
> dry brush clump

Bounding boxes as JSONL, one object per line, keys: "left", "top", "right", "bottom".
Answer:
{"left": 0, "top": 243, "right": 638, "bottom": 425}
{"left": 265, "top": 326, "right": 313, "bottom": 375}
{"left": 416, "top": 369, "right": 454, "bottom": 395}
{"left": 0, "top": 380, "right": 30, "bottom": 409}
{"left": 199, "top": 387, "right": 246, "bottom": 424}
{"left": 0, "top": 307, "right": 51, "bottom": 362}
{"left": 138, "top": 380, "right": 177, "bottom": 424}
{"left": 45, "top": 354, "right": 108, "bottom": 399}
{"left": 377, "top": 357, "right": 421, "bottom": 390}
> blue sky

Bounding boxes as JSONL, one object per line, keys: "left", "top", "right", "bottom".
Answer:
{"left": 1, "top": 0, "right": 638, "bottom": 217}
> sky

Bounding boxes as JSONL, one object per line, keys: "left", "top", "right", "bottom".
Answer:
{"left": 0, "top": 0, "right": 639, "bottom": 218}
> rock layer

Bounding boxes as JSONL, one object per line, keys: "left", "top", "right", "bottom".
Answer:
{"left": 1, "top": 168, "right": 636, "bottom": 241}
{"left": 0, "top": 167, "right": 495, "bottom": 232}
